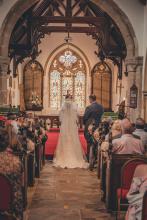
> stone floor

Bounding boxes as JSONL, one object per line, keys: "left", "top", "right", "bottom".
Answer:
{"left": 27, "top": 162, "right": 115, "bottom": 220}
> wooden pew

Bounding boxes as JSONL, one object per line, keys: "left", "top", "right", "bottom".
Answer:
{"left": 16, "top": 152, "right": 28, "bottom": 209}
{"left": 23, "top": 152, "right": 28, "bottom": 209}
{"left": 42, "top": 142, "right": 46, "bottom": 166}
{"left": 142, "top": 190, "right": 147, "bottom": 220}
{"left": 35, "top": 142, "right": 43, "bottom": 178}
{"left": 27, "top": 151, "right": 35, "bottom": 186}
{"left": 105, "top": 154, "right": 147, "bottom": 212}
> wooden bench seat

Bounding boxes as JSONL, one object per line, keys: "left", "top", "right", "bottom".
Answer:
{"left": 105, "top": 154, "right": 147, "bottom": 212}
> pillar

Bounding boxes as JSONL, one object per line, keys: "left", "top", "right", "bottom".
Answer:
{"left": 0, "top": 56, "right": 10, "bottom": 106}
{"left": 125, "top": 56, "right": 143, "bottom": 122}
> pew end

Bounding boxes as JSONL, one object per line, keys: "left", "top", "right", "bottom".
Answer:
{"left": 105, "top": 154, "right": 147, "bottom": 213}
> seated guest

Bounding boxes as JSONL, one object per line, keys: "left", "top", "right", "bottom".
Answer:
{"left": 7, "top": 113, "right": 19, "bottom": 134}
{"left": 0, "top": 127, "right": 23, "bottom": 220}
{"left": 105, "top": 119, "right": 122, "bottom": 142}
{"left": 126, "top": 164, "right": 147, "bottom": 220}
{"left": 8, "top": 124, "right": 25, "bottom": 154}
{"left": 111, "top": 119, "right": 122, "bottom": 139}
{"left": 101, "top": 120, "right": 122, "bottom": 152}
{"left": 133, "top": 117, "right": 147, "bottom": 151}
{"left": 26, "top": 130, "right": 35, "bottom": 152}
{"left": 144, "top": 123, "right": 147, "bottom": 132}
{"left": 112, "top": 118, "right": 144, "bottom": 154}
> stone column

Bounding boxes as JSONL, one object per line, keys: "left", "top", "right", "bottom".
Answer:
{"left": 143, "top": 92, "right": 147, "bottom": 121}
{"left": 125, "top": 56, "right": 143, "bottom": 122}
{"left": 17, "top": 63, "right": 25, "bottom": 111}
{"left": 0, "top": 56, "right": 10, "bottom": 106}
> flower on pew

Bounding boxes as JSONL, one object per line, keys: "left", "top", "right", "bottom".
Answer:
{"left": 0, "top": 116, "right": 7, "bottom": 121}
{"left": 88, "top": 124, "right": 94, "bottom": 134}
{"left": 93, "top": 129, "right": 100, "bottom": 141}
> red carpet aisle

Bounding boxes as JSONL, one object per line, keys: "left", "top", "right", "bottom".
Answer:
{"left": 45, "top": 128, "right": 87, "bottom": 157}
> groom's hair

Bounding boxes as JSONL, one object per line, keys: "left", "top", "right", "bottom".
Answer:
{"left": 89, "top": 94, "right": 96, "bottom": 101}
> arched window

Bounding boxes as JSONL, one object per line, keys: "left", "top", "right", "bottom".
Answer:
{"left": 49, "top": 49, "right": 86, "bottom": 110}
{"left": 92, "top": 61, "right": 112, "bottom": 111}
{"left": 24, "top": 60, "right": 43, "bottom": 110}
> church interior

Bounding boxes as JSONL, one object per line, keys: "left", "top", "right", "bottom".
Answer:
{"left": 0, "top": 0, "right": 147, "bottom": 220}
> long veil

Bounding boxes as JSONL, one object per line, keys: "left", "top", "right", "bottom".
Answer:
{"left": 53, "top": 100, "right": 88, "bottom": 168}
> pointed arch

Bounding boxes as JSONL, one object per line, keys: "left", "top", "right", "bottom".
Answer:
{"left": 92, "top": 61, "right": 112, "bottom": 111}
{"left": 0, "top": 0, "right": 138, "bottom": 58}
{"left": 44, "top": 43, "right": 90, "bottom": 110}
{"left": 24, "top": 60, "right": 44, "bottom": 110}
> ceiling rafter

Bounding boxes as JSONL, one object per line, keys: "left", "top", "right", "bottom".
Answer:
{"left": 33, "top": 0, "right": 53, "bottom": 16}
{"left": 32, "top": 16, "right": 106, "bottom": 25}
{"left": 52, "top": 1, "right": 64, "bottom": 16}
{"left": 56, "top": 0, "right": 66, "bottom": 10}
{"left": 39, "top": 25, "right": 98, "bottom": 33}
{"left": 72, "top": 0, "right": 81, "bottom": 10}
{"left": 9, "top": 0, "right": 127, "bottom": 78}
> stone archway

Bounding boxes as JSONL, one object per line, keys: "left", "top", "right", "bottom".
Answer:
{"left": 93, "top": 0, "right": 138, "bottom": 58}
{"left": 0, "top": 0, "right": 138, "bottom": 58}
{"left": 43, "top": 43, "right": 91, "bottom": 114}
{"left": 0, "top": 0, "right": 139, "bottom": 106}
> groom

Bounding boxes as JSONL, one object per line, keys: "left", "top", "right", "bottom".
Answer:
{"left": 83, "top": 94, "right": 104, "bottom": 170}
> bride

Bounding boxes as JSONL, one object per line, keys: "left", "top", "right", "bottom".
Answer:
{"left": 53, "top": 96, "right": 88, "bottom": 169}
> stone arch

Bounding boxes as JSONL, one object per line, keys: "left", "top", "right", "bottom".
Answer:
{"left": 0, "top": 0, "right": 138, "bottom": 60}
{"left": 91, "top": 61, "right": 112, "bottom": 110}
{"left": 92, "top": 0, "right": 138, "bottom": 58}
{"left": 44, "top": 43, "right": 91, "bottom": 77}
{"left": 23, "top": 59, "right": 44, "bottom": 110}
{"left": 44, "top": 43, "right": 91, "bottom": 110}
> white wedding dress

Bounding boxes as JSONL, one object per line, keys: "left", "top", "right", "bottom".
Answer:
{"left": 53, "top": 100, "right": 88, "bottom": 169}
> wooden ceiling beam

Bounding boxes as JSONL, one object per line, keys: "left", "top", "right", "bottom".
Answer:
{"left": 73, "top": 7, "right": 83, "bottom": 17}
{"left": 72, "top": 0, "right": 81, "bottom": 10}
{"left": 66, "top": 0, "right": 72, "bottom": 17}
{"left": 55, "top": 0, "right": 66, "bottom": 10}
{"left": 39, "top": 25, "right": 99, "bottom": 33}
{"left": 33, "top": 16, "right": 106, "bottom": 25}
{"left": 66, "top": 0, "right": 72, "bottom": 28}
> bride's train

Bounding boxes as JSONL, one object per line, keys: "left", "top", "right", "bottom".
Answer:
{"left": 53, "top": 100, "right": 89, "bottom": 169}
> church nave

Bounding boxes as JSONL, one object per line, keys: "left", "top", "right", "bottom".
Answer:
{"left": 0, "top": 1, "right": 147, "bottom": 220}
{"left": 26, "top": 163, "right": 114, "bottom": 220}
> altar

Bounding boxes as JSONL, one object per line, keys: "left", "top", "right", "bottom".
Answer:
{"left": 38, "top": 114, "right": 84, "bottom": 129}
{"left": 38, "top": 112, "right": 118, "bottom": 129}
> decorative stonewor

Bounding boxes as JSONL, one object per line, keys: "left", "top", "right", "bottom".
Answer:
{"left": 19, "top": 83, "right": 25, "bottom": 111}
{"left": 143, "top": 50, "right": 147, "bottom": 121}
{"left": 130, "top": 84, "right": 138, "bottom": 109}
{"left": 125, "top": 56, "right": 143, "bottom": 121}
{"left": 49, "top": 48, "right": 86, "bottom": 110}
{"left": 143, "top": 93, "right": 147, "bottom": 122}
{"left": 0, "top": 56, "right": 9, "bottom": 106}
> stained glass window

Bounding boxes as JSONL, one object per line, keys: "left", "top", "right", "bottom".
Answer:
{"left": 62, "top": 76, "right": 73, "bottom": 103}
{"left": 74, "top": 71, "right": 86, "bottom": 109}
{"left": 50, "top": 70, "right": 61, "bottom": 109}
{"left": 49, "top": 49, "right": 86, "bottom": 110}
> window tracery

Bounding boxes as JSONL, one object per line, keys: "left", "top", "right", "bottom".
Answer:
{"left": 49, "top": 48, "right": 86, "bottom": 109}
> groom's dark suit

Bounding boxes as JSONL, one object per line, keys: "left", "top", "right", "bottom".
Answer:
{"left": 83, "top": 101, "right": 104, "bottom": 167}
{"left": 83, "top": 102, "right": 104, "bottom": 130}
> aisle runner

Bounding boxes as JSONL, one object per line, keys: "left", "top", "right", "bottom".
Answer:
{"left": 45, "top": 128, "right": 87, "bottom": 156}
